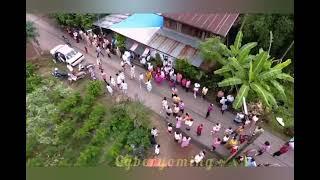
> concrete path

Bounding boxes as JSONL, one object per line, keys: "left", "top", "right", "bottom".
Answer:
{"left": 26, "top": 13, "right": 293, "bottom": 167}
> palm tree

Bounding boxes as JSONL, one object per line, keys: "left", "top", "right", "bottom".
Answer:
{"left": 213, "top": 31, "right": 294, "bottom": 109}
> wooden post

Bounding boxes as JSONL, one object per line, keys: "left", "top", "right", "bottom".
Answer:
{"left": 280, "top": 40, "right": 294, "bottom": 63}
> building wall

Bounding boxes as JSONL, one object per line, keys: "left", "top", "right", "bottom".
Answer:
{"left": 164, "top": 17, "right": 215, "bottom": 40}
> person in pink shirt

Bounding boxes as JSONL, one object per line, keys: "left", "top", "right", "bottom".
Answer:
{"left": 181, "top": 78, "right": 187, "bottom": 89}
{"left": 185, "top": 79, "right": 191, "bottom": 92}
{"left": 181, "top": 136, "right": 191, "bottom": 148}
{"left": 211, "top": 137, "right": 221, "bottom": 151}
{"left": 176, "top": 73, "right": 183, "bottom": 85}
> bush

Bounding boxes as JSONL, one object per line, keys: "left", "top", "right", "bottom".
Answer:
{"left": 56, "top": 119, "right": 76, "bottom": 142}
{"left": 86, "top": 81, "right": 103, "bottom": 98}
{"left": 115, "top": 33, "right": 126, "bottom": 50}
{"left": 75, "top": 145, "right": 101, "bottom": 166}
{"left": 175, "top": 59, "right": 203, "bottom": 80}
{"left": 58, "top": 92, "right": 82, "bottom": 112}
{"left": 73, "top": 105, "right": 105, "bottom": 139}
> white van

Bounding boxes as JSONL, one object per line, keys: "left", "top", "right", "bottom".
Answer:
{"left": 50, "top": 44, "right": 85, "bottom": 67}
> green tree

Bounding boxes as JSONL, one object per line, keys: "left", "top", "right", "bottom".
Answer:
{"left": 199, "top": 36, "right": 229, "bottom": 67}
{"left": 241, "top": 14, "right": 294, "bottom": 61}
{"left": 53, "top": 13, "right": 98, "bottom": 30}
{"left": 214, "top": 31, "right": 294, "bottom": 109}
{"left": 26, "top": 21, "right": 39, "bottom": 43}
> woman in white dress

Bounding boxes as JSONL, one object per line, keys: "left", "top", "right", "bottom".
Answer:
{"left": 146, "top": 80, "right": 152, "bottom": 92}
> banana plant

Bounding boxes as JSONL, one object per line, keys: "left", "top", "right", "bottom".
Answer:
{"left": 213, "top": 31, "right": 294, "bottom": 109}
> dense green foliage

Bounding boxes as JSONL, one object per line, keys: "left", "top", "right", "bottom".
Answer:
{"left": 53, "top": 13, "right": 98, "bottom": 30}
{"left": 115, "top": 33, "right": 126, "bottom": 50}
{"left": 241, "top": 14, "right": 294, "bottom": 72}
{"left": 27, "top": 64, "right": 152, "bottom": 167}
{"left": 26, "top": 63, "right": 43, "bottom": 93}
{"left": 208, "top": 31, "right": 294, "bottom": 110}
{"left": 174, "top": 59, "right": 224, "bottom": 90}
{"left": 26, "top": 21, "right": 39, "bottom": 43}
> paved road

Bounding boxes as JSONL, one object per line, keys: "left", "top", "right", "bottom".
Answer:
{"left": 26, "top": 13, "right": 293, "bottom": 167}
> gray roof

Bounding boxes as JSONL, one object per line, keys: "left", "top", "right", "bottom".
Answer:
{"left": 93, "top": 14, "right": 130, "bottom": 29}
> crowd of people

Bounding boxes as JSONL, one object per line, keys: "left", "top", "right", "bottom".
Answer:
{"left": 62, "top": 28, "right": 293, "bottom": 167}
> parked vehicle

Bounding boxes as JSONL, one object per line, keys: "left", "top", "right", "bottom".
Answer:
{"left": 52, "top": 68, "right": 68, "bottom": 79}
{"left": 50, "top": 44, "right": 85, "bottom": 66}
{"left": 68, "top": 71, "right": 87, "bottom": 83}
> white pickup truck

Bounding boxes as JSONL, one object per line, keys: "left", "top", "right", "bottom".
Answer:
{"left": 50, "top": 44, "right": 85, "bottom": 67}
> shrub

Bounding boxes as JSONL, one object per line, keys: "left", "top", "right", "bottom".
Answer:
{"left": 73, "top": 105, "right": 105, "bottom": 139}
{"left": 115, "top": 33, "right": 126, "bottom": 50}
{"left": 56, "top": 119, "right": 76, "bottom": 142}
{"left": 75, "top": 145, "right": 101, "bottom": 166}
{"left": 58, "top": 92, "right": 82, "bottom": 112}
{"left": 175, "top": 59, "right": 203, "bottom": 80}
{"left": 86, "top": 81, "right": 103, "bottom": 98}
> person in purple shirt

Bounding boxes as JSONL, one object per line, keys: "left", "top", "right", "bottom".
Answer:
{"left": 205, "top": 104, "right": 214, "bottom": 118}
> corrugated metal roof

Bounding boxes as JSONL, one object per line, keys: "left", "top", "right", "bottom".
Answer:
{"left": 93, "top": 14, "right": 130, "bottom": 29}
{"left": 146, "top": 32, "right": 203, "bottom": 67}
{"left": 162, "top": 13, "right": 239, "bottom": 37}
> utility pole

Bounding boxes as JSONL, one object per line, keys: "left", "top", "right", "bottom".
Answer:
{"left": 97, "top": 14, "right": 103, "bottom": 35}
{"left": 268, "top": 31, "right": 273, "bottom": 54}
{"left": 280, "top": 40, "right": 294, "bottom": 63}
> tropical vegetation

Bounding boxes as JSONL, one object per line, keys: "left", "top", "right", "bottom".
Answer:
{"left": 26, "top": 21, "right": 39, "bottom": 43}
{"left": 26, "top": 61, "right": 152, "bottom": 167}
{"left": 52, "top": 13, "right": 99, "bottom": 30}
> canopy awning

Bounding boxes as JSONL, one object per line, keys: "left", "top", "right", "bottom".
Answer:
{"left": 130, "top": 42, "right": 139, "bottom": 51}
{"left": 142, "top": 48, "right": 150, "bottom": 57}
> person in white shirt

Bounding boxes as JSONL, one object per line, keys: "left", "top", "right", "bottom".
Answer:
{"left": 193, "top": 83, "right": 201, "bottom": 99}
{"left": 221, "top": 134, "right": 230, "bottom": 145}
{"left": 151, "top": 127, "right": 158, "bottom": 137}
{"left": 140, "top": 57, "right": 146, "bottom": 65}
{"left": 147, "top": 62, "right": 153, "bottom": 72}
{"left": 154, "top": 144, "right": 160, "bottom": 155}
{"left": 224, "top": 127, "right": 233, "bottom": 135}
{"left": 96, "top": 58, "right": 101, "bottom": 66}
{"left": 121, "top": 80, "right": 128, "bottom": 94}
{"left": 174, "top": 131, "right": 182, "bottom": 143}
{"left": 78, "top": 63, "right": 84, "bottom": 71}
{"left": 167, "top": 123, "right": 173, "bottom": 133}
{"left": 116, "top": 74, "right": 122, "bottom": 88}
{"left": 106, "top": 83, "right": 113, "bottom": 96}
{"left": 161, "top": 97, "right": 168, "bottom": 114}
{"left": 119, "top": 71, "right": 125, "bottom": 81}
{"left": 220, "top": 96, "right": 227, "bottom": 105}
{"left": 202, "top": 86, "right": 208, "bottom": 99}
{"left": 185, "top": 118, "right": 194, "bottom": 131}
{"left": 139, "top": 73, "right": 144, "bottom": 89}
{"left": 211, "top": 123, "right": 221, "bottom": 135}
{"left": 110, "top": 76, "right": 116, "bottom": 87}
{"left": 146, "top": 80, "right": 152, "bottom": 92}
{"left": 130, "top": 65, "right": 135, "bottom": 79}
{"left": 194, "top": 151, "right": 205, "bottom": 165}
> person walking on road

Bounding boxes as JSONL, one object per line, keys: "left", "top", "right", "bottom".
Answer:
{"left": 186, "top": 79, "right": 191, "bottom": 92}
{"left": 121, "top": 80, "right": 128, "bottom": 95}
{"left": 181, "top": 136, "right": 191, "bottom": 148}
{"left": 196, "top": 124, "right": 203, "bottom": 136}
{"left": 211, "top": 123, "right": 221, "bottom": 135}
{"left": 205, "top": 104, "right": 214, "bottom": 118}
{"left": 273, "top": 143, "right": 290, "bottom": 157}
{"left": 96, "top": 45, "right": 104, "bottom": 58}
{"left": 151, "top": 127, "right": 158, "bottom": 137}
{"left": 101, "top": 70, "right": 107, "bottom": 83}
{"left": 175, "top": 115, "right": 183, "bottom": 129}
{"left": 202, "top": 86, "right": 208, "bottom": 99}
{"left": 193, "top": 82, "right": 200, "bottom": 99}
{"left": 139, "top": 73, "right": 144, "bottom": 89}
{"left": 179, "top": 100, "right": 185, "bottom": 114}
{"left": 154, "top": 144, "right": 160, "bottom": 156}
{"left": 161, "top": 97, "right": 168, "bottom": 114}
{"left": 146, "top": 80, "right": 152, "bottom": 92}
{"left": 185, "top": 118, "right": 193, "bottom": 131}
{"left": 105, "top": 47, "right": 111, "bottom": 58}
{"left": 110, "top": 76, "right": 116, "bottom": 88}
{"left": 257, "top": 141, "right": 271, "bottom": 156}
{"left": 165, "top": 106, "right": 172, "bottom": 118}
{"left": 106, "top": 83, "right": 113, "bottom": 96}
{"left": 167, "top": 123, "right": 173, "bottom": 134}
{"left": 130, "top": 65, "right": 136, "bottom": 79}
